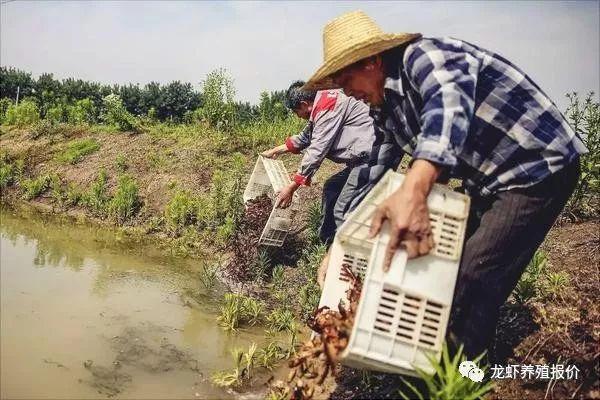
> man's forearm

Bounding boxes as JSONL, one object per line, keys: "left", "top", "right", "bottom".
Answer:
{"left": 403, "top": 159, "right": 442, "bottom": 197}
{"left": 275, "top": 144, "right": 289, "bottom": 155}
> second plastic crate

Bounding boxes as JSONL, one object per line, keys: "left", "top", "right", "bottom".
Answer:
{"left": 317, "top": 170, "right": 470, "bottom": 376}
{"left": 243, "top": 155, "right": 297, "bottom": 247}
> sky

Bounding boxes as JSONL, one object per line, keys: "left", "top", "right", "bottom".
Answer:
{"left": 1, "top": 1, "right": 598, "bottom": 110}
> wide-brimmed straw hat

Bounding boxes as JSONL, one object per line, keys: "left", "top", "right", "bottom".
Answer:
{"left": 304, "top": 11, "right": 421, "bottom": 90}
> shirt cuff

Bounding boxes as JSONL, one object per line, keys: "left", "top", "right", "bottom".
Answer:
{"left": 412, "top": 138, "right": 458, "bottom": 167}
{"left": 293, "top": 173, "right": 311, "bottom": 186}
{"left": 285, "top": 137, "right": 301, "bottom": 154}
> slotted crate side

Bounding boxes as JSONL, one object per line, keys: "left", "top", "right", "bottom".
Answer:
{"left": 244, "top": 156, "right": 297, "bottom": 248}
{"left": 262, "top": 156, "right": 292, "bottom": 194}
{"left": 259, "top": 205, "right": 293, "bottom": 247}
{"left": 336, "top": 173, "right": 469, "bottom": 375}
{"left": 243, "top": 157, "right": 273, "bottom": 203}
{"left": 243, "top": 156, "right": 292, "bottom": 203}
{"left": 340, "top": 227, "right": 455, "bottom": 375}
{"left": 317, "top": 239, "right": 372, "bottom": 311}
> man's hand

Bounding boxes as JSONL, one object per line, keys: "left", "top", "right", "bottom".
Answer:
{"left": 317, "top": 250, "right": 331, "bottom": 289}
{"left": 275, "top": 182, "right": 298, "bottom": 208}
{"left": 261, "top": 144, "right": 287, "bottom": 159}
{"left": 369, "top": 160, "right": 441, "bottom": 270}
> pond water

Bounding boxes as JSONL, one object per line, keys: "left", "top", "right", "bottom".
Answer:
{"left": 0, "top": 206, "right": 270, "bottom": 399}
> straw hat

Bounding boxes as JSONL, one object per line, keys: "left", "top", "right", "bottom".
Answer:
{"left": 304, "top": 11, "right": 421, "bottom": 90}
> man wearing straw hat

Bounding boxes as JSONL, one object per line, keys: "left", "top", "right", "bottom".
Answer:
{"left": 304, "top": 11, "right": 587, "bottom": 359}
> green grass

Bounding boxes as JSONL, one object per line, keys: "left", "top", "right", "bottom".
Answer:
{"left": 165, "top": 189, "right": 198, "bottom": 234}
{"left": 512, "top": 249, "right": 548, "bottom": 304}
{"left": 398, "top": 344, "right": 493, "bottom": 400}
{"left": 20, "top": 175, "right": 51, "bottom": 200}
{"left": 55, "top": 138, "right": 100, "bottom": 164}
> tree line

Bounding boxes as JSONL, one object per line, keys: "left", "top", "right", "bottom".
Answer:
{"left": 0, "top": 66, "right": 289, "bottom": 125}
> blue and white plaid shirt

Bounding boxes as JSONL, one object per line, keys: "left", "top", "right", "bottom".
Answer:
{"left": 373, "top": 37, "right": 587, "bottom": 196}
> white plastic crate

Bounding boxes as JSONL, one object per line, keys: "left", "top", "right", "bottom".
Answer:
{"left": 317, "top": 170, "right": 470, "bottom": 376}
{"left": 243, "top": 155, "right": 297, "bottom": 247}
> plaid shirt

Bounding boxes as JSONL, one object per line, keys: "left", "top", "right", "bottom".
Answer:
{"left": 373, "top": 37, "right": 587, "bottom": 196}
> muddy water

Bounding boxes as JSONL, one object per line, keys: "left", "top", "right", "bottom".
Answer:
{"left": 0, "top": 207, "right": 269, "bottom": 399}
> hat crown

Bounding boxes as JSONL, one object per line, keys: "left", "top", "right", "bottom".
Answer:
{"left": 323, "top": 11, "right": 384, "bottom": 62}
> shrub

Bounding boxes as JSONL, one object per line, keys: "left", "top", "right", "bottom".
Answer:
{"left": 199, "top": 260, "right": 220, "bottom": 290}
{"left": 545, "top": 271, "right": 569, "bottom": 299}
{"left": 45, "top": 103, "right": 68, "bottom": 123}
{"left": 197, "top": 68, "right": 237, "bottom": 131}
{"left": 49, "top": 174, "right": 65, "bottom": 204}
{"left": 299, "top": 280, "right": 321, "bottom": 321}
{"left": 108, "top": 174, "right": 140, "bottom": 224}
{"left": 115, "top": 154, "right": 127, "bottom": 173}
{"left": 211, "top": 344, "right": 258, "bottom": 388}
{"left": 165, "top": 189, "right": 198, "bottom": 234}
{"left": 20, "top": 174, "right": 51, "bottom": 200}
{"left": 84, "top": 168, "right": 110, "bottom": 216}
{"left": 0, "top": 154, "right": 15, "bottom": 189}
{"left": 55, "top": 138, "right": 100, "bottom": 164}
{"left": 564, "top": 92, "right": 599, "bottom": 219}
{"left": 266, "top": 308, "right": 296, "bottom": 332}
{"left": 68, "top": 98, "right": 96, "bottom": 124}
{"left": 0, "top": 98, "right": 13, "bottom": 124}
{"left": 0, "top": 163, "right": 13, "bottom": 189}
{"left": 65, "top": 183, "right": 83, "bottom": 206}
{"left": 4, "top": 99, "right": 40, "bottom": 127}
{"left": 102, "top": 93, "right": 139, "bottom": 132}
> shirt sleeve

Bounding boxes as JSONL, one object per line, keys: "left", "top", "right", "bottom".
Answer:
{"left": 404, "top": 38, "right": 480, "bottom": 167}
{"left": 285, "top": 123, "right": 312, "bottom": 154}
{"left": 293, "top": 96, "right": 346, "bottom": 186}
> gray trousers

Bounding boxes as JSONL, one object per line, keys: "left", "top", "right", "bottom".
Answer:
{"left": 319, "top": 163, "right": 393, "bottom": 245}
{"left": 448, "top": 159, "right": 580, "bottom": 359}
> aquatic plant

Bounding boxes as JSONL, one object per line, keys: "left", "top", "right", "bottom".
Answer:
{"left": 217, "top": 293, "right": 264, "bottom": 331}
{"left": 266, "top": 308, "right": 296, "bottom": 333}
{"left": 398, "top": 344, "right": 493, "bottom": 400}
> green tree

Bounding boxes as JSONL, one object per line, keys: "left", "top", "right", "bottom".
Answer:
{"left": 0, "top": 67, "right": 35, "bottom": 100}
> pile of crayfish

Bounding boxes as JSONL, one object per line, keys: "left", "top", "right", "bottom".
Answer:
{"left": 270, "top": 263, "right": 363, "bottom": 400}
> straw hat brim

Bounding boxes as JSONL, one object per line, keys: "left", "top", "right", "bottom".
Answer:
{"left": 303, "top": 33, "right": 422, "bottom": 90}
